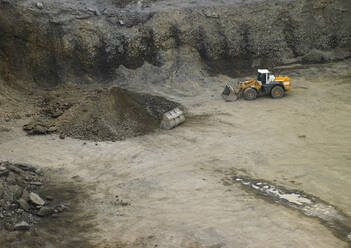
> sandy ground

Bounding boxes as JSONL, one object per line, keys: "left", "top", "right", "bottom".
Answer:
{"left": 0, "top": 60, "right": 351, "bottom": 247}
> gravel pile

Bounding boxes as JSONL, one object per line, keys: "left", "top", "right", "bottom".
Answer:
{"left": 23, "top": 86, "right": 180, "bottom": 141}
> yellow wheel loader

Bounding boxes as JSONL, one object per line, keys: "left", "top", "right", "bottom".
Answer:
{"left": 222, "top": 69, "right": 292, "bottom": 101}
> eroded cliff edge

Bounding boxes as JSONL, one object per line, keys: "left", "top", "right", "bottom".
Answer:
{"left": 1, "top": 0, "right": 350, "bottom": 87}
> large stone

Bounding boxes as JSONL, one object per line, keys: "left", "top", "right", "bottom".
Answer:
{"left": 6, "top": 173, "right": 17, "bottom": 184}
{"left": 37, "top": 206, "right": 54, "bottom": 217}
{"left": 0, "top": 166, "right": 8, "bottom": 177}
{"left": 14, "top": 221, "right": 30, "bottom": 231}
{"left": 14, "top": 163, "right": 37, "bottom": 172}
{"left": 17, "top": 198, "right": 31, "bottom": 211}
{"left": 29, "top": 192, "right": 45, "bottom": 206}
{"left": 21, "top": 190, "right": 30, "bottom": 201}
{"left": 35, "top": 2, "right": 43, "bottom": 9}
{"left": 29, "top": 181, "right": 43, "bottom": 186}
{"left": 7, "top": 164, "right": 25, "bottom": 175}
{"left": 0, "top": 183, "right": 4, "bottom": 197}
{"left": 8, "top": 185, "right": 23, "bottom": 199}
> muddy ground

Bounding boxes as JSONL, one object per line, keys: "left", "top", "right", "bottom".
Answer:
{"left": 0, "top": 60, "right": 351, "bottom": 247}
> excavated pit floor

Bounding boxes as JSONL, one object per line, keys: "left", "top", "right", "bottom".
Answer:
{"left": 1, "top": 60, "right": 351, "bottom": 247}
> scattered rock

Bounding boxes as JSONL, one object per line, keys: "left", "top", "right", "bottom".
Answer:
{"left": 35, "top": 2, "right": 43, "bottom": 9}
{"left": 203, "top": 9, "right": 219, "bottom": 18}
{"left": 51, "top": 110, "right": 64, "bottom": 118}
{"left": 56, "top": 204, "right": 67, "bottom": 212}
{"left": 8, "top": 185, "right": 23, "bottom": 199}
{"left": 7, "top": 164, "right": 25, "bottom": 175}
{"left": 14, "top": 221, "right": 30, "bottom": 231}
{"left": 13, "top": 114, "right": 21, "bottom": 120}
{"left": 0, "top": 166, "right": 9, "bottom": 177}
{"left": 112, "top": 196, "right": 130, "bottom": 207}
{"left": 37, "top": 206, "right": 54, "bottom": 217}
{"left": 15, "top": 163, "right": 37, "bottom": 172}
{"left": 48, "top": 126, "right": 57, "bottom": 132}
{"left": 35, "top": 168, "right": 43, "bottom": 175}
{"left": 6, "top": 173, "right": 17, "bottom": 184}
{"left": 29, "top": 192, "right": 45, "bottom": 206}
{"left": 45, "top": 195, "right": 54, "bottom": 200}
{"left": 313, "top": 0, "right": 328, "bottom": 9}
{"left": 17, "top": 198, "right": 30, "bottom": 211}
{"left": 0, "top": 161, "right": 68, "bottom": 236}
{"left": 87, "top": 8, "right": 100, "bottom": 16}
{"left": 29, "top": 181, "right": 42, "bottom": 186}
{"left": 72, "top": 175, "right": 82, "bottom": 182}
{"left": 23, "top": 122, "right": 50, "bottom": 135}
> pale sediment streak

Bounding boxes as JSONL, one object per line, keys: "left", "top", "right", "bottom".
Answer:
{"left": 234, "top": 177, "right": 351, "bottom": 244}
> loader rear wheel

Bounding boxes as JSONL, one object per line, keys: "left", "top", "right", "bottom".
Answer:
{"left": 271, "top": 86, "right": 284, "bottom": 99}
{"left": 243, "top": 88, "right": 257, "bottom": 101}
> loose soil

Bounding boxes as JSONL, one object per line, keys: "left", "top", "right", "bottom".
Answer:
{"left": 22, "top": 85, "right": 180, "bottom": 141}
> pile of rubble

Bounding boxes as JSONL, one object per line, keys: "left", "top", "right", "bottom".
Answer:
{"left": 23, "top": 86, "right": 180, "bottom": 141}
{"left": 0, "top": 161, "right": 66, "bottom": 231}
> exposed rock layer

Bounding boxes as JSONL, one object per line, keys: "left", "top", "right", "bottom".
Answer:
{"left": 1, "top": 0, "right": 351, "bottom": 86}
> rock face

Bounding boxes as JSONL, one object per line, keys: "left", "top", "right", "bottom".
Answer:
{"left": 0, "top": 0, "right": 351, "bottom": 87}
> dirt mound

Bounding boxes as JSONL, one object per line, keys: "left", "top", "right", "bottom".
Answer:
{"left": 23, "top": 86, "right": 180, "bottom": 141}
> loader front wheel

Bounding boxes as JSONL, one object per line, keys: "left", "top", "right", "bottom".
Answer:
{"left": 271, "top": 86, "right": 284, "bottom": 99}
{"left": 243, "top": 88, "right": 257, "bottom": 101}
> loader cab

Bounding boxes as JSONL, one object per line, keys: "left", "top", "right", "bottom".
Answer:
{"left": 257, "top": 69, "right": 275, "bottom": 85}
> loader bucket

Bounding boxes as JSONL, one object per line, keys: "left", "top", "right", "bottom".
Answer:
{"left": 160, "top": 107, "right": 185, "bottom": 130}
{"left": 222, "top": 84, "right": 238, "bottom": 102}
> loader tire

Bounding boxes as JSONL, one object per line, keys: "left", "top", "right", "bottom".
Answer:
{"left": 271, "top": 86, "right": 284, "bottom": 99}
{"left": 243, "top": 88, "right": 257, "bottom": 101}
